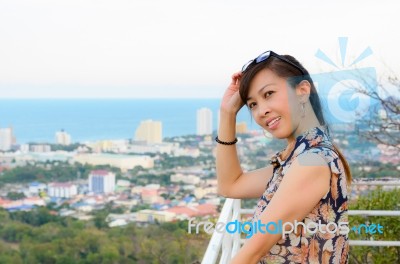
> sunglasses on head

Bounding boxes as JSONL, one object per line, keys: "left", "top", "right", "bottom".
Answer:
{"left": 242, "top": 50, "right": 306, "bottom": 75}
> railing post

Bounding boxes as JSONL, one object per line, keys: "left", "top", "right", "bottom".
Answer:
{"left": 219, "top": 202, "right": 233, "bottom": 264}
{"left": 202, "top": 198, "right": 234, "bottom": 264}
{"left": 231, "top": 199, "right": 241, "bottom": 257}
{"left": 201, "top": 198, "right": 244, "bottom": 264}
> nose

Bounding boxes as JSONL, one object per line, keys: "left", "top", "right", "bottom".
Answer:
{"left": 257, "top": 101, "right": 270, "bottom": 120}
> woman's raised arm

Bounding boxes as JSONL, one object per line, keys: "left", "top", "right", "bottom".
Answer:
{"left": 216, "top": 72, "right": 273, "bottom": 199}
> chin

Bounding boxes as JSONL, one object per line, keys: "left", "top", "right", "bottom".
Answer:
{"left": 269, "top": 123, "right": 290, "bottom": 140}
{"left": 271, "top": 132, "right": 287, "bottom": 140}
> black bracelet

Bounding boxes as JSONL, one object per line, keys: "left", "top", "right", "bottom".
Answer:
{"left": 215, "top": 136, "right": 238, "bottom": 145}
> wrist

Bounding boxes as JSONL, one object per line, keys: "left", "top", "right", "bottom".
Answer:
{"left": 219, "top": 108, "right": 238, "bottom": 118}
{"left": 215, "top": 136, "right": 238, "bottom": 145}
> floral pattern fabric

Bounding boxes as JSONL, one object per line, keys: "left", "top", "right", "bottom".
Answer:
{"left": 251, "top": 125, "right": 349, "bottom": 264}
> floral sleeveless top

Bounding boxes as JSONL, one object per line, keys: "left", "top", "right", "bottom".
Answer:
{"left": 250, "top": 125, "right": 349, "bottom": 264}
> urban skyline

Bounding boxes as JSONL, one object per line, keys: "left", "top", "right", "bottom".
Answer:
{"left": 0, "top": 106, "right": 243, "bottom": 149}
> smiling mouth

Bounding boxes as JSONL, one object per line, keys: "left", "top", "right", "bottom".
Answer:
{"left": 267, "top": 116, "right": 281, "bottom": 127}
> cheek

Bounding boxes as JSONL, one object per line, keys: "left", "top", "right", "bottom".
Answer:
{"left": 274, "top": 93, "right": 291, "bottom": 115}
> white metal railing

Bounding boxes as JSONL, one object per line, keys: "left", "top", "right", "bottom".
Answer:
{"left": 202, "top": 181, "right": 400, "bottom": 264}
{"left": 352, "top": 181, "right": 400, "bottom": 186}
{"left": 348, "top": 210, "right": 400, "bottom": 216}
{"left": 202, "top": 198, "right": 241, "bottom": 264}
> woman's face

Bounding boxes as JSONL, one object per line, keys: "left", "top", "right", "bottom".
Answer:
{"left": 246, "top": 68, "right": 302, "bottom": 139}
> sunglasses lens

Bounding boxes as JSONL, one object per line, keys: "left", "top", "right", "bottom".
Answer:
{"left": 255, "top": 51, "right": 271, "bottom": 63}
{"left": 242, "top": 60, "right": 254, "bottom": 72}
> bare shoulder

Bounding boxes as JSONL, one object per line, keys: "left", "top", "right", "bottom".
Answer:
{"left": 282, "top": 151, "right": 331, "bottom": 196}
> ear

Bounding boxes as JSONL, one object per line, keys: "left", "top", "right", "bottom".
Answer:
{"left": 295, "top": 80, "right": 311, "bottom": 102}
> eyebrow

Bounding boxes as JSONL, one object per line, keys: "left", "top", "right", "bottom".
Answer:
{"left": 246, "top": 83, "right": 276, "bottom": 102}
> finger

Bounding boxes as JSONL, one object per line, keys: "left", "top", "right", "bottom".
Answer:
{"left": 232, "top": 71, "right": 242, "bottom": 79}
{"left": 230, "top": 74, "right": 238, "bottom": 85}
{"left": 231, "top": 72, "right": 242, "bottom": 85}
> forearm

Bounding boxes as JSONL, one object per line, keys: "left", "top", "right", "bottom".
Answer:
{"left": 229, "top": 223, "right": 283, "bottom": 263}
{"left": 229, "top": 253, "right": 260, "bottom": 264}
{"left": 230, "top": 238, "right": 277, "bottom": 264}
{"left": 216, "top": 109, "right": 243, "bottom": 196}
{"left": 229, "top": 250, "right": 261, "bottom": 264}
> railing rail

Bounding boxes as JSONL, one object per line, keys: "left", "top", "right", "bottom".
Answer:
{"left": 350, "top": 241, "right": 400, "bottom": 246}
{"left": 352, "top": 182, "right": 400, "bottom": 186}
{"left": 349, "top": 210, "right": 400, "bottom": 216}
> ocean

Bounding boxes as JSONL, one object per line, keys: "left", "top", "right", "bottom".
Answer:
{"left": 0, "top": 99, "right": 260, "bottom": 144}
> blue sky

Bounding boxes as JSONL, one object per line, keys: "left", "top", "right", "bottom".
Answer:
{"left": 0, "top": 0, "right": 399, "bottom": 98}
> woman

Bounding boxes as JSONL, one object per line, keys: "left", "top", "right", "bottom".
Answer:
{"left": 216, "top": 50, "right": 351, "bottom": 263}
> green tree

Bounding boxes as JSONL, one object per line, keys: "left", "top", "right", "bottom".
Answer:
{"left": 349, "top": 187, "right": 400, "bottom": 263}
{"left": 7, "top": 192, "right": 26, "bottom": 201}
{"left": 0, "top": 240, "right": 23, "bottom": 264}
{"left": 0, "top": 207, "right": 208, "bottom": 263}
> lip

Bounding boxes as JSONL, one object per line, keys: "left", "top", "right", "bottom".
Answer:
{"left": 268, "top": 118, "right": 280, "bottom": 130}
{"left": 265, "top": 116, "right": 281, "bottom": 127}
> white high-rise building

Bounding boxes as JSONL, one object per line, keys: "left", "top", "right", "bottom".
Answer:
{"left": 48, "top": 182, "right": 78, "bottom": 198}
{"left": 88, "top": 170, "right": 116, "bottom": 194}
{"left": 197, "top": 108, "right": 213, "bottom": 135}
{"left": 55, "top": 130, "right": 71, "bottom": 145}
{"left": 30, "top": 144, "right": 51, "bottom": 152}
{"left": 0, "top": 127, "right": 13, "bottom": 151}
{"left": 134, "top": 119, "right": 162, "bottom": 144}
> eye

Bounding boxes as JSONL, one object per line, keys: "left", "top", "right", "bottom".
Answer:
{"left": 265, "top": 91, "right": 274, "bottom": 98}
{"left": 248, "top": 102, "right": 256, "bottom": 109}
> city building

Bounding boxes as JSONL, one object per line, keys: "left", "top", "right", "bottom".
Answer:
{"left": 139, "top": 184, "right": 164, "bottom": 204}
{"left": 128, "top": 142, "right": 178, "bottom": 155}
{"left": 134, "top": 119, "right": 162, "bottom": 144}
{"left": 0, "top": 127, "right": 15, "bottom": 151}
{"left": 88, "top": 170, "right": 116, "bottom": 194}
{"left": 48, "top": 182, "right": 78, "bottom": 198}
{"left": 170, "top": 173, "right": 200, "bottom": 185}
{"left": 166, "top": 204, "right": 218, "bottom": 220}
{"left": 172, "top": 147, "right": 200, "bottom": 157}
{"left": 29, "top": 182, "right": 47, "bottom": 195}
{"left": 74, "top": 153, "right": 154, "bottom": 172}
{"left": 141, "top": 188, "right": 160, "bottom": 204}
{"left": 55, "top": 130, "right": 71, "bottom": 145}
{"left": 106, "top": 213, "right": 136, "bottom": 227}
{"left": 20, "top": 144, "right": 30, "bottom": 153}
{"left": 197, "top": 107, "right": 213, "bottom": 135}
{"left": 236, "top": 122, "right": 248, "bottom": 134}
{"left": 30, "top": 144, "right": 51, "bottom": 152}
{"left": 85, "top": 139, "right": 129, "bottom": 153}
{"left": 0, "top": 197, "right": 46, "bottom": 211}
{"left": 136, "top": 209, "right": 176, "bottom": 223}
{"left": 194, "top": 186, "right": 217, "bottom": 199}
